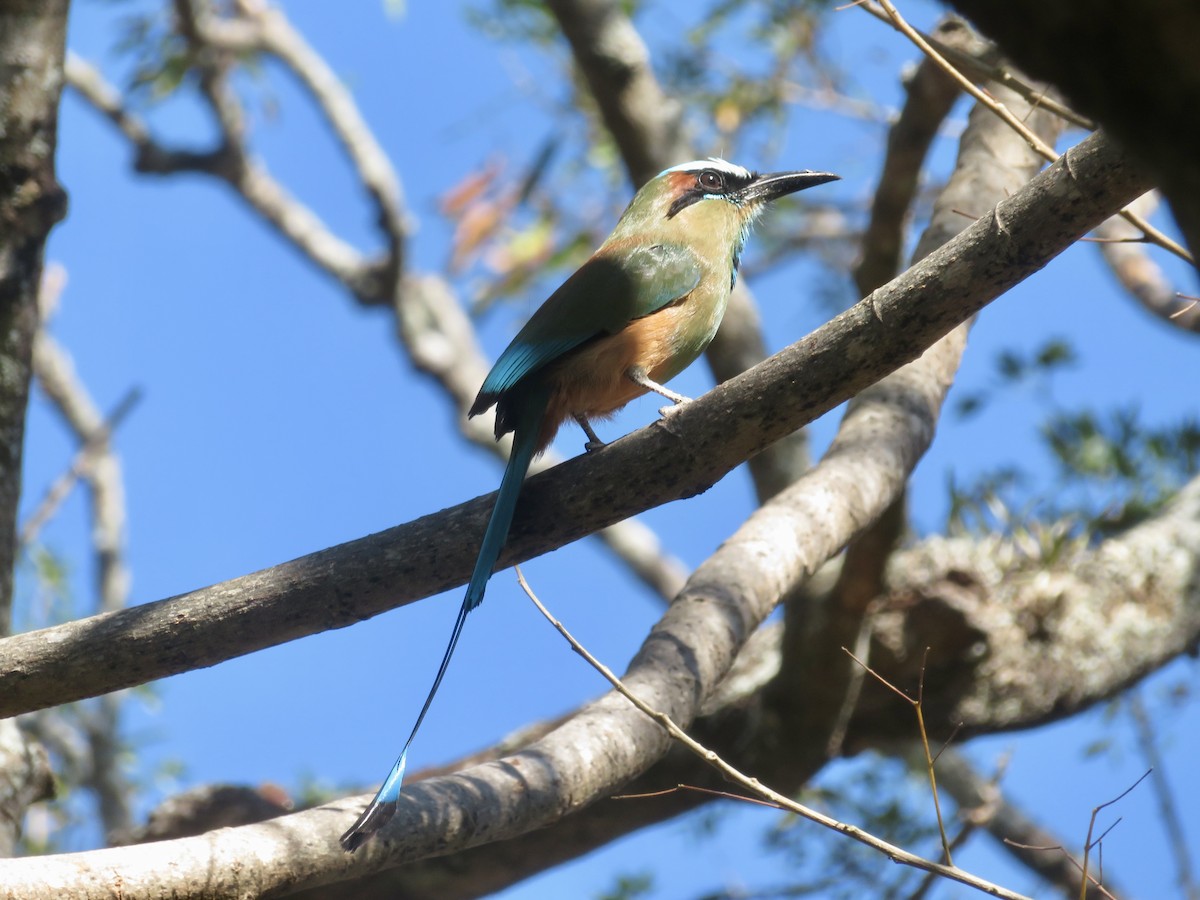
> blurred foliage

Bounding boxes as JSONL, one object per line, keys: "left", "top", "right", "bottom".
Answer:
{"left": 953, "top": 337, "right": 1077, "bottom": 419}
{"left": 448, "top": 0, "right": 849, "bottom": 316}
{"left": 15, "top": 545, "right": 73, "bottom": 633}
{"left": 114, "top": 10, "right": 194, "bottom": 101}
{"left": 668, "top": 0, "right": 828, "bottom": 148}
{"left": 598, "top": 872, "right": 655, "bottom": 900}
{"left": 949, "top": 337, "right": 1198, "bottom": 541}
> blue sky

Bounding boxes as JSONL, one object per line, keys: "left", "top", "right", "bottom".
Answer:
{"left": 21, "top": 0, "right": 1200, "bottom": 896}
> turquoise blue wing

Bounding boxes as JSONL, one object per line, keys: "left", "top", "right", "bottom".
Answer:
{"left": 474, "top": 241, "right": 702, "bottom": 405}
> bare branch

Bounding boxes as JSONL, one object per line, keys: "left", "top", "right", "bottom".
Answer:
{"left": 834, "top": 15, "right": 972, "bottom": 623}
{"left": 1128, "top": 693, "right": 1200, "bottom": 899}
{"left": 792, "top": 74, "right": 1061, "bottom": 755}
{"left": 191, "top": 2, "right": 410, "bottom": 288}
{"left": 519, "top": 572, "right": 1033, "bottom": 900}
{"left": 931, "top": 748, "right": 1127, "bottom": 899}
{"left": 64, "top": 53, "right": 374, "bottom": 293}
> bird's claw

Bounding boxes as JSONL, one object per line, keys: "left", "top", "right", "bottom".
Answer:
{"left": 657, "top": 397, "right": 691, "bottom": 419}
{"left": 584, "top": 438, "right": 607, "bottom": 452}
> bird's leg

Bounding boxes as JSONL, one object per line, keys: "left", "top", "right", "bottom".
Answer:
{"left": 573, "top": 413, "right": 607, "bottom": 452}
{"left": 627, "top": 366, "right": 691, "bottom": 417}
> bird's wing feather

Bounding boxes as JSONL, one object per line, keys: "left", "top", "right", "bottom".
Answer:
{"left": 475, "top": 241, "right": 702, "bottom": 403}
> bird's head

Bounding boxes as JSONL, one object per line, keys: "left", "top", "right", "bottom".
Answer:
{"left": 607, "top": 158, "right": 839, "bottom": 253}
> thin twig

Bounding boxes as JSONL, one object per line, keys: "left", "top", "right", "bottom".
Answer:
{"left": 1079, "top": 771, "right": 1150, "bottom": 900}
{"left": 1128, "top": 693, "right": 1200, "bottom": 899}
{"left": 852, "top": 2, "right": 1094, "bottom": 130}
{"left": 845, "top": 647, "right": 954, "bottom": 866}
{"left": 518, "top": 568, "right": 1033, "bottom": 900}
{"left": 825, "top": 602, "right": 879, "bottom": 759}
{"left": 19, "top": 387, "right": 141, "bottom": 550}
{"left": 1002, "top": 837, "right": 1121, "bottom": 900}
{"left": 1171, "top": 296, "right": 1199, "bottom": 320}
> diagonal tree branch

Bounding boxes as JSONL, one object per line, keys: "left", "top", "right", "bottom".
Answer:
{"left": 0, "top": 131, "right": 1151, "bottom": 716}
{"left": 831, "top": 15, "right": 975, "bottom": 623}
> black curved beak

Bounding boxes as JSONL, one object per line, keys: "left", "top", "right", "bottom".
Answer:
{"left": 738, "top": 170, "right": 840, "bottom": 206}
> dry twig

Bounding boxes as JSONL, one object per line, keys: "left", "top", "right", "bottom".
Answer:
{"left": 519, "top": 568, "right": 1033, "bottom": 900}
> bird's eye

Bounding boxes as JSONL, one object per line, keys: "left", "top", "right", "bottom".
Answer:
{"left": 698, "top": 169, "right": 725, "bottom": 192}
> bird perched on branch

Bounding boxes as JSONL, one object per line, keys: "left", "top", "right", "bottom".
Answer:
{"left": 341, "top": 157, "right": 838, "bottom": 851}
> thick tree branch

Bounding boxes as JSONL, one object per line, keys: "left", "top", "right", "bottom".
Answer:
{"left": 845, "top": 474, "right": 1200, "bottom": 740}
{"left": 832, "top": 16, "right": 975, "bottom": 621}
{"left": 814, "top": 73, "right": 1060, "bottom": 760}
{"left": 0, "top": 131, "right": 1150, "bottom": 715}
{"left": 324, "top": 464, "right": 1200, "bottom": 898}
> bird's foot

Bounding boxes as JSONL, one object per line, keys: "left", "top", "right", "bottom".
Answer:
{"left": 574, "top": 413, "right": 607, "bottom": 452}
{"left": 657, "top": 397, "right": 691, "bottom": 419}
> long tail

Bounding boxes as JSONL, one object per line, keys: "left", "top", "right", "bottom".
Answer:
{"left": 340, "top": 394, "right": 548, "bottom": 852}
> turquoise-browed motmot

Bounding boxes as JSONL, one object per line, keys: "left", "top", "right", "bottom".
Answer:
{"left": 340, "top": 158, "right": 838, "bottom": 851}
